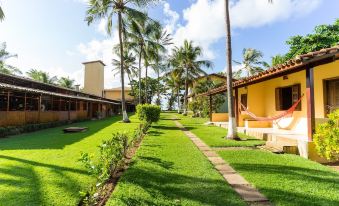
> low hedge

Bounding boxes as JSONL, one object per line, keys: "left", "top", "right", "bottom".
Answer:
{"left": 136, "top": 104, "right": 161, "bottom": 123}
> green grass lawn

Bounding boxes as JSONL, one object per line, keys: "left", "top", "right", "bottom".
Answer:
{"left": 0, "top": 115, "right": 140, "bottom": 206}
{"left": 218, "top": 150, "right": 339, "bottom": 206}
{"left": 178, "top": 114, "right": 265, "bottom": 147}
{"left": 107, "top": 113, "right": 245, "bottom": 206}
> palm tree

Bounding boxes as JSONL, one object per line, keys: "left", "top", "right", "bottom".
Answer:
{"left": 58, "top": 77, "right": 75, "bottom": 89}
{"left": 224, "top": 0, "right": 272, "bottom": 139}
{"left": 0, "top": 42, "right": 21, "bottom": 75}
{"left": 271, "top": 54, "right": 286, "bottom": 66}
{"left": 164, "top": 70, "right": 183, "bottom": 113}
{"left": 112, "top": 48, "right": 138, "bottom": 100}
{"left": 173, "top": 40, "right": 213, "bottom": 116}
{"left": 233, "top": 48, "right": 269, "bottom": 78}
{"left": 26, "top": 69, "right": 58, "bottom": 84}
{"left": 125, "top": 16, "right": 157, "bottom": 104}
{"left": 86, "top": 0, "right": 157, "bottom": 122}
{"left": 0, "top": 6, "right": 4, "bottom": 22}
{"left": 148, "top": 29, "right": 172, "bottom": 105}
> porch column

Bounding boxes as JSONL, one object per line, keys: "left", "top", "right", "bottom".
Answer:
{"left": 306, "top": 67, "right": 315, "bottom": 141}
{"left": 209, "top": 95, "right": 212, "bottom": 122}
{"left": 235, "top": 88, "right": 239, "bottom": 125}
{"left": 38, "top": 95, "right": 42, "bottom": 123}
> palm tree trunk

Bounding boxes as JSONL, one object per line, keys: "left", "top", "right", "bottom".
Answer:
{"left": 157, "top": 68, "right": 160, "bottom": 105}
{"left": 138, "top": 50, "right": 142, "bottom": 104}
{"left": 145, "top": 66, "right": 148, "bottom": 104}
{"left": 118, "top": 11, "right": 130, "bottom": 123}
{"left": 224, "top": 0, "right": 238, "bottom": 139}
{"left": 183, "top": 67, "right": 188, "bottom": 116}
{"left": 177, "top": 86, "right": 181, "bottom": 113}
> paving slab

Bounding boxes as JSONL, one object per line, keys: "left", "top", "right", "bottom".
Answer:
{"left": 215, "top": 164, "right": 236, "bottom": 174}
{"left": 207, "top": 157, "right": 226, "bottom": 165}
{"left": 202, "top": 151, "right": 218, "bottom": 157}
{"left": 223, "top": 173, "right": 250, "bottom": 185}
{"left": 198, "top": 146, "right": 212, "bottom": 151}
{"left": 232, "top": 184, "right": 268, "bottom": 202}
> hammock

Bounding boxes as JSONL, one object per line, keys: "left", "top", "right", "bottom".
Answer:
{"left": 240, "top": 95, "right": 304, "bottom": 122}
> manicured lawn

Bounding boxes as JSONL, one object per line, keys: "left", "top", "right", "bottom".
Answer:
{"left": 178, "top": 114, "right": 265, "bottom": 147}
{"left": 218, "top": 150, "right": 339, "bottom": 206}
{"left": 0, "top": 115, "right": 140, "bottom": 205}
{"left": 107, "top": 113, "right": 245, "bottom": 206}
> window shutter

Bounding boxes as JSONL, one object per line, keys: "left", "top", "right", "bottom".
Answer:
{"left": 292, "top": 84, "right": 301, "bottom": 111}
{"left": 275, "top": 88, "right": 281, "bottom": 111}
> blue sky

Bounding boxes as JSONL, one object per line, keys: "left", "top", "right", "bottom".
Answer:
{"left": 0, "top": 0, "right": 338, "bottom": 88}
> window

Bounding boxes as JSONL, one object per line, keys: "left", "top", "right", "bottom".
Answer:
{"left": 76, "top": 101, "right": 81, "bottom": 111}
{"left": 9, "top": 92, "right": 25, "bottom": 111}
{"left": 60, "top": 99, "right": 68, "bottom": 111}
{"left": 0, "top": 91, "right": 8, "bottom": 111}
{"left": 240, "top": 94, "right": 247, "bottom": 111}
{"left": 83, "top": 102, "right": 87, "bottom": 111}
{"left": 41, "top": 95, "right": 52, "bottom": 111}
{"left": 53, "top": 97, "right": 60, "bottom": 111}
{"left": 25, "top": 93, "right": 39, "bottom": 111}
{"left": 325, "top": 79, "right": 339, "bottom": 114}
{"left": 275, "top": 84, "right": 301, "bottom": 111}
{"left": 70, "top": 100, "right": 76, "bottom": 111}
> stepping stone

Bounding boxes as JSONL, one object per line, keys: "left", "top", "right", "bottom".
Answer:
{"left": 198, "top": 146, "right": 211, "bottom": 151}
{"left": 231, "top": 184, "right": 269, "bottom": 202}
{"left": 195, "top": 142, "right": 207, "bottom": 147}
{"left": 215, "top": 164, "right": 236, "bottom": 174}
{"left": 223, "top": 173, "right": 249, "bottom": 185}
{"left": 203, "top": 151, "right": 218, "bottom": 157}
{"left": 208, "top": 157, "right": 226, "bottom": 165}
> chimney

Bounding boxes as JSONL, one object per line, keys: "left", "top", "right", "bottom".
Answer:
{"left": 74, "top": 84, "right": 80, "bottom": 92}
{"left": 82, "top": 60, "right": 105, "bottom": 97}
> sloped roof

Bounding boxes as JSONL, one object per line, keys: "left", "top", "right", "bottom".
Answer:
{"left": 197, "top": 45, "right": 339, "bottom": 97}
{"left": 0, "top": 82, "right": 120, "bottom": 104}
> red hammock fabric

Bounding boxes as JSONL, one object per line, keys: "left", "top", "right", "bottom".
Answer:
{"left": 240, "top": 95, "right": 304, "bottom": 122}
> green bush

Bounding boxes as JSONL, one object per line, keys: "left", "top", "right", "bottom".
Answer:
{"left": 136, "top": 104, "right": 161, "bottom": 123}
{"left": 314, "top": 110, "right": 339, "bottom": 160}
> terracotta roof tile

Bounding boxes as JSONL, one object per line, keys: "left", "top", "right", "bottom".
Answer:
{"left": 197, "top": 45, "right": 339, "bottom": 97}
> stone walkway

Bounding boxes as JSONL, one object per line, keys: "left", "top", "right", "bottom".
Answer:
{"left": 173, "top": 120, "right": 271, "bottom": 206}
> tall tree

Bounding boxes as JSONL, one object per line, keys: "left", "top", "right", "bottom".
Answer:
{"left": 223, "top": 0, "right": 272, "bottom": 139}
{"left": 178, "top": 40, "right": 212, "bottom": 116}
{"left": 26, "top": 69, "right": 58, "bottom": 84}
{"left": 0, "top": 6, "right": 4, "bottom": 22}
{"left": 58, "top": 77, "right": 75, "bottom": 89}
{"left": 233, "top": 48, "right": 268, "bottom": 78}
{"left": 112, "top": 48, "right": 138, "bottom": 102}
{"left": 271, "top": 54, "right": 285, "bottom": 66}
{"left": 148, "top": 28, "right": 172, "bottom": 105}
{"left": 0, "top": 42, "right": 21, "bottom": 75}
{"left": 125, "top": 16, "right": 159, "bottom": 104}
{"left": 86, "top": 0, "right": 157, "bottom": 122}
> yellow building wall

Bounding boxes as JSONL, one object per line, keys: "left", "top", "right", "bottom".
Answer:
{"left": 313, "top": 60, "right": 339, "bottom": 119}
{"left": 83, "top": 61, "right": 104, "bottom": 97}
{"left": 211, "top": 113, "right": 229, "bottom": 122}
{"left": 237, "top": 70, "right": 307, "bottom": 133}
{"left": 104, "top": 90, "right": 133, "bottom": 101}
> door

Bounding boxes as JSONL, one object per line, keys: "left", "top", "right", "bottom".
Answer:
{"left": 326, "top": 79, "right": 339, "bottom": 114}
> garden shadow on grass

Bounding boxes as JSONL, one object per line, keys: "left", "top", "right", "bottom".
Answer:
{"left": 0, "top": 155, "right": 85, "bottom": 205}
{"left": 115, "top": 167, "right": 244, "bottom": 206}
{"left": 231, "top": 163, "right": 339, "bottom": 206}
{"left": 138, "top": 156, "right": 174, "bottom": 169}
{"left": 0, "top": 117, "right": 120, "bottom": 150}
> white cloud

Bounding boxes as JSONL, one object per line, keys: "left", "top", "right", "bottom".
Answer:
{"left": 169, "top": 0, "right": 321, "bottom": 60}
{"left": 162, "top": 2, "right": 180, "bottom": 35}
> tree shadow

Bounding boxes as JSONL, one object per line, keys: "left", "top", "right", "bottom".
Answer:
{"left": 230, "top": 163, "right": 339, "bottom": 205}
{"left": 114, "top": 167, "right": 245, "bottom": 206}
{"left": 138, "top": 156, "right": 174, "bottom": 169}
{"left": 0, "top": 116, "right": 121, "bottom": 150}
{"left": 0, "top": 155, "right": 86, "bottom": 205}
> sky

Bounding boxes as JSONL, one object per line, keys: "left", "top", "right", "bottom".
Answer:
{"left": 0, "top": 0, "right": 338, "bottom": 89}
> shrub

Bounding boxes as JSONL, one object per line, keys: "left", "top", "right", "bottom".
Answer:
{"left": 314, "top": 110, "right": 339, "bottom": 160}
{"left": 136, "top": 104, "right": 161, "bottom": 123}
